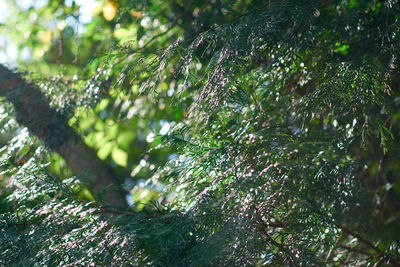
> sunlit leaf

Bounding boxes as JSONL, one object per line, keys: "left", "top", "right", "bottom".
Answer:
{"left": 112, "top": 147, "right": 128, "bottom": 167}
{"left": 103, "top": 1, "right": 118, "bottom": 21}
{"left": 97, "top": 142, "right": 113, "bottom": 160}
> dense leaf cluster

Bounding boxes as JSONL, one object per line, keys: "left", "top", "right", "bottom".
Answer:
{"left": 1, "top": 0, "right": 400, "bottom": 266}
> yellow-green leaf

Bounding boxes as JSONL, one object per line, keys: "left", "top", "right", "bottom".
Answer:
{"left": 112, "top": 147, "right": 128, "bottom": 167}
{"left": 97, "top": 142, "right": 113, "bottom": 160}
{"left": 107, "top": 124, "right": 119, "bottom": 139}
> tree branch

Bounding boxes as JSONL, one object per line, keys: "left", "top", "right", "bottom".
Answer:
{"left": 0, "top": 64, "right": 127, "bottom": 208}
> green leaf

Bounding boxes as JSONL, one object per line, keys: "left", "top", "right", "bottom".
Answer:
{"left": 112, "top": 147, "right": 128, "bottom": 167}
{"left": 97, "top": 142, "right": 113, "bottom": 160}
{"left": 107, "top": 124, "right": 119, "bottom": 139}
{"left": 97, "top": 99, "right": 109, "bottom": 111}
{"left": 117, "top": 131, "right": 135, "bottom": 149}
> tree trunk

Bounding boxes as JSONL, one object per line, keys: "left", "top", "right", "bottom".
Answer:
{"left": 0, "top": 64, "right": 127, "bottom": 208}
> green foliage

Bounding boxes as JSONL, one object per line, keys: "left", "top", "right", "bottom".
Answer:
{"left": 1, "top": 0, "right": 400, "bottom": 266}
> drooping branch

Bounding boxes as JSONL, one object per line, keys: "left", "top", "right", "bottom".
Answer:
{"left": 0, "top": 64, "right": 127, "bottom": 208}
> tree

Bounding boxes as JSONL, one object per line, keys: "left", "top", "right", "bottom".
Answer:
{"left": 0, "top": 64, "right": 126, "bottom": 207}
{"left": 0, "top": 0, "right": 400, "bottom": 266}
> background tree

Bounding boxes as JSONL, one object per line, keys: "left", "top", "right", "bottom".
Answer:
{"left": 0, "top": 0, "right": 400, "bottom": 266}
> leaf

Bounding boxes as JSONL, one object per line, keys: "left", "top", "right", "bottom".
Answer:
{"left": 103, "top": 1, "right": 118, "bottom": 21}
{"left": 107, "top": 124, "right": 119, "bottom": 139}
{"left": 379, "top": 124, "right": 393, "bottom": 154}
{"left": 97, "top": 99, "right": 109, "bottom": 111}
{"left": 382, "top": 125, "right": 394, "bottom": 139}
{"left": 112, "top": 147, "right": 128, "bottom": 167}
{"left": 117, "top": 131, "right": 135, "bottom": 149}
{"left": 97, "top": 142, "right": 113, "bottom": 160}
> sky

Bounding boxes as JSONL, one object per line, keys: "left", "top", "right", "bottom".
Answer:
{"left": 0, "top": 0, "right": 97, "bottom": 66}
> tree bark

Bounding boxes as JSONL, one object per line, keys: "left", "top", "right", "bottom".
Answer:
{"left": 0, "top": 64, "right": 127, "bottom": 208}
